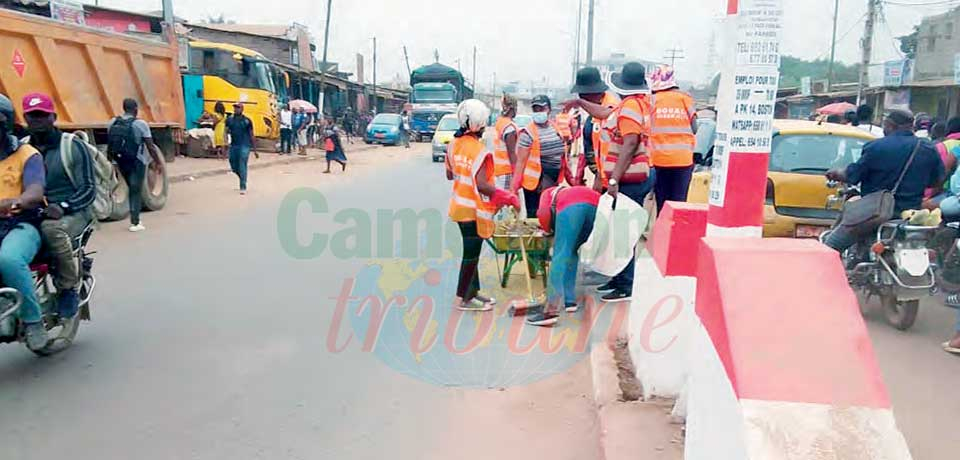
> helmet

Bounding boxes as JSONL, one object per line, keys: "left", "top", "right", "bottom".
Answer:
{"left": 457, "top": 99, "right": 490, "bottom": 133}
{"left": 649, "top": 65, "right": 678, "bottom": 92}
{"left": 0, "top": 93, "right": 14, "bottom": 129}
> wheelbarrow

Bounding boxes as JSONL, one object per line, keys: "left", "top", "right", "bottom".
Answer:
{"left": 486, "top": 219, "right": 553, "bottom": 289}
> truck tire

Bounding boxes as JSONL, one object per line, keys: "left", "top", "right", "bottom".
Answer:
{"left": 106, "top": 173, "right": 130, "bottom": 222}
{"left": 141, "top": 149, "right": 169, "bottom": 211}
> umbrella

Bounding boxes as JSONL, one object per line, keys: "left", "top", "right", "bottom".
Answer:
{"left": 289, "top": 99, "right": 318, "bottom": 113}
{"left": 816, "top": 102, "right": 856, "bottom": 116}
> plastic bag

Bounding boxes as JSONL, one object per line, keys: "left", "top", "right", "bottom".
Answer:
{"left": 580, "top": 193, "right": 648, "bottom": 276}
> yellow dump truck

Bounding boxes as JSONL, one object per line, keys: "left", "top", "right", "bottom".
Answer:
{"left": 0, "top": 7, "right": 180, "bottom": 218}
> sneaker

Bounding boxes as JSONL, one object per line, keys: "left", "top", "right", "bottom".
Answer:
{"left": 475, "top": 294, "right": 497, "bottom": 305}
{"left": 565, "top": 303, "right": 579, "bottom": 313}
{"left": 128, "top": 223, "right": 146, "bottom": 233}
{"left": 601, "top": 289, "right": 632, "bottom": 303}
{"left": 457, "top": 298, "right": 494, "bottom": 312}
{"left": 946, "top": 293, "right": 960, "bottom": 309}
{"left": 526, "top": 310, "right": 559, "bottom": 327}
{"left": 240, "top": 189, "right": 247, "bottom": 195}
{"left": 23, "top": 322, "right": 49, "bottom": 351}
{"left": 596, "top": 281, "right": 617, "bottom": 293}
{"left": 57, "top": 289, "right": 79, "bottom": 319}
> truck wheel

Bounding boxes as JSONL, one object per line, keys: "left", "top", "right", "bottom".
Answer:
{"left": 881, "top": 295, "right": 919, "bottom": 331}
{"left": 141, "top": 149, "right": 169, "bottom": 211}
{"left": 106, "top": 173, "right": 130, "bottom": 222}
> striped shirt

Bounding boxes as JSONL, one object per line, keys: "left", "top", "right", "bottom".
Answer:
{"left": 519, "top": 123, "right": 565, "bottom": 169}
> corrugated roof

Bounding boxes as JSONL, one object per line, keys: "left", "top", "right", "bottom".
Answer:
{"left": 195, "top": 23, "right": 295, "bottom": 40}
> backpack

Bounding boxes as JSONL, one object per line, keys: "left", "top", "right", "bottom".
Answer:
{"left": 106, "top": 116, "right": 140, "bottom": 162}
{"left": 60, "top": 131, "right": 121, "bottom": 221}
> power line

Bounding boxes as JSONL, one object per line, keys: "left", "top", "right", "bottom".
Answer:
{"left": 878, "top": 4, "right": 906, "bottom": 57}
{"left": 884, "top": 0, "right": 960, "bottom": 7}
{"left": 815, "top": 11, "right": 870, "bottom": 61}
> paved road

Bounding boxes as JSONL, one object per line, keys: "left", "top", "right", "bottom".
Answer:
{"left": 0, "top": 144, "right": 605, "bottom": 460}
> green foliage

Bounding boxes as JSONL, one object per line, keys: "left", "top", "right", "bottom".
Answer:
{"left": 779, "top": 56, "right": 860, "bottom": 88}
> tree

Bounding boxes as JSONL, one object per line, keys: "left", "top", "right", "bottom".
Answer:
{"left": 779, "top": 56, "right": 859, "bottom": 88}
{"left": 898, "top": 26, "right": 919, "bottom": 59}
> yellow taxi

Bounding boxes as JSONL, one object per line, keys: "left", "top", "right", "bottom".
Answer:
{"left": 687, "top": 120, "right": 878, "bottom": 238}
{"left": 431, "top": 114, "right": 460, "bottom": 162}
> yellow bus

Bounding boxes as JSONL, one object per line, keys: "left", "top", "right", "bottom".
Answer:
{"left": 182, "top": 40, "right": 280, "bottom": 141}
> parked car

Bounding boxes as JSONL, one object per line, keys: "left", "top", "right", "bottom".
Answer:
{"left": 365, "top": 113, "right": 403, "bottom": 145}
{"left": 687, "top": 119, "right": 878, "bottom": 238}
{"left": 432, "top": 114, "right": 460, "bottom": 162}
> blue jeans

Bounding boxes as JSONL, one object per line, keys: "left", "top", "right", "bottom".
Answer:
{"left": 547, "top": 203, "right": 597, "bottom": 309}
{"left": 0, "top": 223, "right": 42, "bottom": 324}
{"left": 610, "top": 173, "right": 657, "bottom": 292}
{"left": 941, "top": 195, "right": 960, "bottom": 219}
{"left": 229, "top": 145, "right": 251, "bottom": 190}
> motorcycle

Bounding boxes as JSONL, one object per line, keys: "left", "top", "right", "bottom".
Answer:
{"left": 822, "top": 182, "right": 938, "bottom": 331}
{"left": 0, "top": 223, "right": 96, "bottom": 355}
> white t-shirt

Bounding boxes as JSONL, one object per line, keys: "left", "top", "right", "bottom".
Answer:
{"left": 857, "top": 124, "right": 884, "bottom": 138}
{"left": 280, "top": 110, "right": 293, "bottom": 129}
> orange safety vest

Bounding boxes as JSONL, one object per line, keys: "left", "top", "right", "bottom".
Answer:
{"left": 649, "top": 89, "right": 696, "bottom": 167}
{"left": 556, "top": 112, "right": 573, "bottom": 139}
{"left": 601, "top": 94, "right": 652, "bottom": 184}
{"left": 448, "top": 135, "right": 496, "bottom": 238}
{"left": 519, "top": 121, "right": 562, "bottom": 191}
{"left": 493, "top": 116, "right": 517, "bottom": 177}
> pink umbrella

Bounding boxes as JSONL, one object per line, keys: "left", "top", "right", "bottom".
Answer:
{"left": 289, "top": 99, "right": 318, "bottom": 113}
{"left": 816, "top": 102, "right": 856, "bottom": 116}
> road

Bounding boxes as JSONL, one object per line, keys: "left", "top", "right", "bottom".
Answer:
{"left": 0, "top": 143, "right": 606, "bottom": 460}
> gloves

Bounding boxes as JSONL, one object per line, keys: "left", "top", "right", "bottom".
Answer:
{"left": 492, "top": 189, "right": 521, "bottom": 210}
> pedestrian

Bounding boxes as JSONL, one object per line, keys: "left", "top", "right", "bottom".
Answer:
{"left": 106, "top": 98, "right": 163, "bottom": 232}
{"left": 213, "top": 102, "right": 228, "bottom": 158}
{"left": 279, "top": 104, "right": 293, "bottom": 154}
{"left": 511, "top": 95, "right": 568, "bottom": 218}
{"left": 693, "top": 110, "right": 717, "bottom": 166}
{"left": 526, "top": 185, "right": 601, "bottom": 327}
{"left": 556, "top": 109, "right": 573, "bottom": 147}
{"left": 931, "top": 120, "right": 947, "bottom": 143}
{"left": 647, "top": 64, "right": 697, "bottom": 214}
{"left": 565, "top": 62, "right": 657, "bottom": 302}
{"left": 569, "top": 67, "right": 620, "bottom": 191}
{"left": 855, "top": 104, "right": 885, "bottom": 137}
{"left": 401, "top": 110, "right": 412, "bottom": 148}
{"left": 447, "top": 99, "right": 519, "bottom": 311}
{"left": 226, "top": 102, "right": 256, "bottom": 194}
{"left": 915, "top": 113, "right": 933, "bottom": 138}
{"left": 292, "top": 107, "right": 308, "bottom": 155}
{"left": 343, "top": 111, "right": 355, "bottom": 144}
{"left": 493, "top": 94, "right": 519, "bottom": 191}
{"left": 929, "top": 117, "right": 960, "bottom": 217}
{"left": 943, "top": 312, "right": 960, "bottom": 356}
{"left": 323, "top": 118, "right": 347, "bottom": 173}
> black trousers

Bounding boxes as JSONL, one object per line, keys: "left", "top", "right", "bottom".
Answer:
{"left": 280, "top": 128, "right": 293, "bottom": 153}
{"left": 456, "top": 221, "right": 484, "bottom": 300}
{"left": 118, "top": 159, "right": 146, "bottom": 225}
{"left": 522, "top": 166, "right": 562, "bottom": 218}
{"left": 653, "top": 165, "right": 695, "bottom": 214}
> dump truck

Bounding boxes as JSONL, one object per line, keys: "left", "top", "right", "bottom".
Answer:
{"left": 0, "top": 7, "right": 180, "bottom": 219}
{"left": 408, "top": 63, "right": 474, "bottom": 142}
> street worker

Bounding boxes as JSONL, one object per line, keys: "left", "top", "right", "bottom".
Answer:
{"left": 564, "top": 62, "right": 657, "bottom": 303}
{"left": 447, "top": 99, "right": 520, "bottom": 311}
{"left": 225, "top": 102, "right": 256, "bottom": 195}
{"left": 22, "top": 92, "right": 96, "bottom": 323}
{"left": 107, "top": 98, "right": 162, "bottom": 233}
{"left": 493, "top": 94, "right": 519, "bottom": 191}
{"left": 0, "top": 93, "right": 49, "bottom": 350}
{"left": 512, "top": 95, "right": 568, "bottom": 218}
{"left": 569, "top": 67, "right": 619, "bottom": 192}
{"left": 526, "top": 185, "right": 601, "bottom": 327}
{"left": 556, "top": 110, "right": 573, "bottom": 147}
{"left": 824, "top": 109, "right": 944, "bottom": 252}
{"left": 648, "top": 64, "right": 697, "bottom": 213}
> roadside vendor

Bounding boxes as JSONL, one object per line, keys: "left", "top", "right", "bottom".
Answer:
{"left": 526, "top": 185, "right": 601, "bottom": 327}
{"left": 447, "top": 99, "right": 520, "bottom": 312}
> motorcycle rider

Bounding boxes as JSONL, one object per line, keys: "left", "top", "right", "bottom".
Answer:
{"left": 22, "top": 93, "right": 96, "bottom": 320}
{"left": 0, "top": 93, "right": 49, "bottom": 350}
{"left": 824, "top": 109, "right": 945, "bottom": 252}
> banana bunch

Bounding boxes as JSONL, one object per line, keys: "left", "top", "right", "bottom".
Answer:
{"left": 900, "top": 208, "right": 943, "bottom": 227}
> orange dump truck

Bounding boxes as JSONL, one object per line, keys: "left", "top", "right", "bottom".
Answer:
{"left": 0, "top": 7, "right": 181, "bottom": 216}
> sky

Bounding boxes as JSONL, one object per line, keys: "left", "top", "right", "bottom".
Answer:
{"left": 85, "top": 0, "right": 960, "bottom": 88}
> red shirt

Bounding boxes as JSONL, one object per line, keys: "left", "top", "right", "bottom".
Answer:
{"left": 537, "top": 186, "right": 601, "bottom": 231}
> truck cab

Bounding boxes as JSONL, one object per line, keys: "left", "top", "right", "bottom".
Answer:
{"left": 409, "top": 82, "right": 458, "bottom": 142}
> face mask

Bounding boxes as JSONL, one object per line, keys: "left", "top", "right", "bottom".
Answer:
{"left": 532, "top": 112, "right": 549, "bottom": 124}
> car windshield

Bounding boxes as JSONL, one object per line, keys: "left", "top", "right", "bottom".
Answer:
{"left": 413, "top": 87, "right": 457, "bottom": 103}
{"left": 437, "top": 117, "right": 459, "bottom": 131}
{"left": 373, "top": 114, "right": 401, "bottom": 125}
{"left": 769, "top": 134, "right": 866, "bottom": 174}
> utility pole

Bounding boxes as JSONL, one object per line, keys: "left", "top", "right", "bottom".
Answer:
{"left": 827, "top": 0, "right": 840, "bottom": 91}
{"left": 472, "top": 46, "right": 478, "bottom": 91}
{"left": 585, "top": 0, "right": 595, "bottom": 65}
{"left": 574, "top": 0, "right": 583, "bottom": 85}
{"left": 859, "top": 0, "right": 879, "bottom": 104}
{"left": 317, "top": 0, "right": 332, "bottom": 114}
{"left": 455, "top": 58, "right": 462, "bottom": 73}
{"left": 161, "top": 0, "right": 173, "bottom": 27}
{"left": 402, "top": 45, "right": 412, "bottom": 76}
{"left": 664, "top": 47, "right": 685, "bottom": 67}
{"left": 492, "top": 72, "right": 497, "bottom": 95}
{"left": 372, "top": 36, "right": 378, "bottom": 113}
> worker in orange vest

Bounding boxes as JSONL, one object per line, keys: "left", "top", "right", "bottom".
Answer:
{"left": 556, "top": 110, "right": 574, "bottom": 146}
{"left": 648, "top": 64, "right": 698, "bottom": 213}
{"left": 564, "top": 62, "right": 656, "bottom": 303}
{"left": 446, "top": 99, "right": 520, "bottom": 311}
{"left": 569, "top": 67, "right": 620, "bottom": 192}
{"left": 511, "top": 95, "right": 571, "bottom": 218}
{"left": 493, "top": 94, "right": 519, "bottom": 190}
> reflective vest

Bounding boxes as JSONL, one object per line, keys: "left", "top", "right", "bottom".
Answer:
{"left": 589, "top": 93, "right": 620, "bottom": 187}
{"left": 602, "top": 95, "right": 652, "bottom": 184}
{"left": 448, "top": 135, "right": 496, "bottom": 238}
{"left": 0, "top": 143, "right": 40, "bottom": 200}
{"left": 519, "top": 121, "right": 561, "bottom": 191}
{"left": 493, "top": 116, "right": 517, "bottom": 177}
{"left": 649, "top": 89, "right": 696, "bottom": 167}
{"left": 556, "top": 112, "right": 572, "bottom": 140}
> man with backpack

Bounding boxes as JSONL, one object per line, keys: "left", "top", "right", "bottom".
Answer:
{"left": 22, "top": 92, "right": 96, "bottom": 321}
{"left": 107, "top": 98, "right": 161, "bottom": 232}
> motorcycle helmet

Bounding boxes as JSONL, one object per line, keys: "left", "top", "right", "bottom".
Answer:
{"left": 457, "top": 99, "right": 490, "bottom": 134}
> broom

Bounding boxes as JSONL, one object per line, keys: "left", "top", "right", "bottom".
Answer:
{"left": 508, "top": 234, "right": 546, "bottom": 316}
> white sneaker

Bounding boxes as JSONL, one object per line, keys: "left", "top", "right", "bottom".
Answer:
{"left": 129, "top": 223, "right": 146, "bottom": 233}
{"left": 239, "top": 189, "right": 247, "bottom": 195}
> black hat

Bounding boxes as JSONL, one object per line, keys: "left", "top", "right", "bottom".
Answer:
{"left": 570, "top": 67, "right": 608, "bottom": 95}
{"left": 609, "top": 62, "right": 649, "bottom": 95}
{"left": 531, "top": 94, "right": 551, "bottom": 108}
{"left": 885, "top": 109, "right": 914, "bottom": 126}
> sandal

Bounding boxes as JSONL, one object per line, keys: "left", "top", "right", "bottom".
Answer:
{"left": 942, "top": 341, "right": 960, "bottom": 355}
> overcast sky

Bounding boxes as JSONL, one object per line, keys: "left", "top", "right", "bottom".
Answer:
{"left": 86, "top": 0, "right": 957, "bottom": 88}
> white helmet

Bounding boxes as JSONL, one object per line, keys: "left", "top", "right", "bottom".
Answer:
{"left": 457, "top": 99, "right": 490, "bottom": 133}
